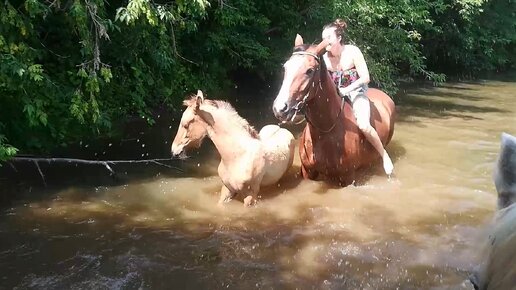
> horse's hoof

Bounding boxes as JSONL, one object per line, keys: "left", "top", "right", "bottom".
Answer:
{"left": 243, "top": 196, "right": 256, "bottom": 207}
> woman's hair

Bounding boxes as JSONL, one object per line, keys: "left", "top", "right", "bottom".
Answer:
{"left": 323, "top": 18, "right": 348, "bottom": 44}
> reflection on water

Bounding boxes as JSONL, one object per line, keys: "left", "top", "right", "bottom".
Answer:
{"left": 1, "top": 79, "right": 515, "bottom": 289}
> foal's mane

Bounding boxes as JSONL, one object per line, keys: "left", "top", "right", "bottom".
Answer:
{"left": 184, "top": 96, "right": 259, "bottom": 139}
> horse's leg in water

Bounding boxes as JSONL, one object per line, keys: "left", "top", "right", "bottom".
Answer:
{"left": 243, "top": 183, "right": 260, "bottom": 207}
{"left": 243, "top": 195, "right": 256, "bottom": 207}
{"left": 337, "top": 170, "right": 356, "bottom": 187}
{"left": 217, "top": 184, "right": 236, "bottom": 206}
{"left": 299, "top": 138, "right": 319, "bottom": 180}
{"left": 300, "top": 163, "right": 319, "bottom": 180}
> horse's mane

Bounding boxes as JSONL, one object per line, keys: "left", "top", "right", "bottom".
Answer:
{"left": 183, "top": 96, "right": 259, "bottom": 139}
{"left": 293, "top": 44, "right": 311, "bottom": 52}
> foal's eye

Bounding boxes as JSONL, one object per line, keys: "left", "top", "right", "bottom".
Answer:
{"left": 306, "top": 68, "right": 314, "bottom": 75}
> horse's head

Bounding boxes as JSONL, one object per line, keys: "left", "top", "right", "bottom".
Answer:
{"left": 171, "top": 90, "right": 209, "bottom": 157}
{"left": 272, "top": 34, "right": 330, "bottom": 123}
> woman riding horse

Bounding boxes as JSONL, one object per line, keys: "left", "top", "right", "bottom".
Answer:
{"left": 272, "top": 33, "right": 395, "bottom": 186}
{"left": 322, "top": 19, "right": 393, "bottom": 176}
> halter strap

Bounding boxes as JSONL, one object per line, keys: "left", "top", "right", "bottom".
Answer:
{"left": 278, "top": 51, "right": 322, "bottom": 125}
{"left": 305, "top": 97, "right": 344, "bottom": 134}
{"left": 292, "top": 51, "right": 320, "bottom": 63}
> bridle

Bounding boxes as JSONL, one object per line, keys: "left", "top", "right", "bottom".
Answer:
{"left": 283, "top": 51, "right": 344, "bottom": 133}
{"left": 290, "top": 51, "right": 321, "bottom": 113}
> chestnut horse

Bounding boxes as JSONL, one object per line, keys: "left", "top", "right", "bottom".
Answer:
{"left": 272, "top": 34, "right": 395, "bottom": 186}
{"left": 171, "top": 90, "right": 295, "bottom": 207}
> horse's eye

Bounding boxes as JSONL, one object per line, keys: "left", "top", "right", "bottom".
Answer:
{"left": 306, "top": 68, "right": 314, "bottom": 75}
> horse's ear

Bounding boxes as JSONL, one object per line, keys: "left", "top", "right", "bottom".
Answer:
{"left": 315, "top": 39, "right": 330, "bottom": 55}
{"left": 195, "top": 90, "right": 204, "bottom": 109}
{"left": 196, "top": 90, "right": 204, "bottom": 101}
{"left": 295, "top": 34, "right": 304, "bottom": 46}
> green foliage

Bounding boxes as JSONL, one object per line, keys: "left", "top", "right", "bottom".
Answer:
{"left": 421, "top": 0, "right": 516, "bottom": 74}
{"left": 0, "top": 0, "right": 514, "bottom": 161}
{"left": 0, "top": 133, "right": 18, "bottom": 163}
{"left": 328, "top": 0, "right": 448, "bottom": 93}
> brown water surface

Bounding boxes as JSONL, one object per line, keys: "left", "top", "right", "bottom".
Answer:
{"left": 1, "top": 79, "right": 515, "bottom": 289}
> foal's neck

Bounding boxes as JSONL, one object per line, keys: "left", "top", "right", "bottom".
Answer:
{"left": 201, "top": 107, "right": 258, "bottom": 163}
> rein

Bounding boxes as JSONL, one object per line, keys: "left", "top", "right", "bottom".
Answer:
{"left": 306, "top": 97, "right": 344, "bottom": 134}
{"left": 287, "top": 51, "right": 344, "bottom": 134}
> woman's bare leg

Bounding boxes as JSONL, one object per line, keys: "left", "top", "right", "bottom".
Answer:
{"left": 359, "top": 125, "right": 394, "bottom": 176}
{"left": 353, "top": 96, "right": 394, "bottom": 176}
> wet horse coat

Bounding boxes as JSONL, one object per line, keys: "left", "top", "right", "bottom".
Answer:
{"left": 273, "top": 35, "right": 395, "bottom": 185}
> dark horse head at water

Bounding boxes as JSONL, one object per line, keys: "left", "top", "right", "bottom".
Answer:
{"left": 470, "top": 132, "right": 516, "bottom": 290}
{"left": 272, "top": 34, "right": 396, "bottom": 186}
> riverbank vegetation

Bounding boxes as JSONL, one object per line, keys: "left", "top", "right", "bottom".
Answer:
{"left": 1, "top": 0, "right": 514, "bottom": 160}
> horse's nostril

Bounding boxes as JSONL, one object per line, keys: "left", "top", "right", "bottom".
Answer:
{"left": 275, "top": 102, "right": 288, "bottom": 114}
{"left": 171, "top": 144, "right": 180, "bottom": 156}
{"left": 280, "top": 104, "right": 289, "bottom": 113}
{"left": 273, "top": 101, "right": 290, "bottom": 120}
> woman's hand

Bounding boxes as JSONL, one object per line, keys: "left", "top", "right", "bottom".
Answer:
{"left": 338, "top": 86, "right": 351, "bottom": 97}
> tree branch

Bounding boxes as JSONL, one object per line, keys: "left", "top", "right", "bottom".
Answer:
{"left": 81, "top": 0, "right": 110, "bottom": 72}
{"left": 169, "top": 20, "right": 198, "bottom": 66}
{"left": 7, "top": 157, "right": 184, "bottom": 187}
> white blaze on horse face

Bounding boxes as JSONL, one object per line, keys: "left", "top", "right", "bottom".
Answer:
{"left": 171, "top": 109, "right": 194, "bottom": 155}
{"left": 171, "top": 124, "right": 189, "bottom": 155}
{"left": 273, "top": 57, "right": 304, "bottom": 114}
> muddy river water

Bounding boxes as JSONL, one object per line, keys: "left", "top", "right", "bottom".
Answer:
{"left": 1, "top": 78, "right": 515, "bottom": 289}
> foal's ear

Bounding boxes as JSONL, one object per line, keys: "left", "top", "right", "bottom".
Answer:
{"left": 315, "top": 39, "right": 330, "bottom": 55}
{"left": 196, "top": 90, "right": 204, "bottom": 100}
{"left": 195, "top": 90, "right": 204, "bottom": 109}
{"left": 295, "top": 34, "right": 304, "bottom": 46}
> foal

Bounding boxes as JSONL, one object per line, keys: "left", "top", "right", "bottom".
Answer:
{"left": 171, "top": 90, "right": 295, "bottom": 207}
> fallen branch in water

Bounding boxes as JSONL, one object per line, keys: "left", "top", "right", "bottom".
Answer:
{"left": 7, "top": 157, "right": 184, "bottom": 187}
